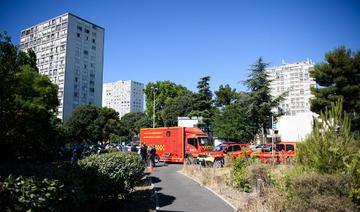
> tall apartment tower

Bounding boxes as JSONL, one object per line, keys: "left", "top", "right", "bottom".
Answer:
{"left": 267, "top": 60, "right": 316, "bottom": 116}
{"left": 102, "top": 80, "right": 144, "bottom": 118}
{"left": 19, "top": 13, "right": 104, "bottom": 121}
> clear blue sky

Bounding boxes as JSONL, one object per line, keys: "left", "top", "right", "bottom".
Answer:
{"left": 1, "top": 0, "right": 359, "bottom": 92}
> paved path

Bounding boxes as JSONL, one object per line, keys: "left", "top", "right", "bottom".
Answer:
{"left": 149, "top": 164, "right": 235, "bottom": 212}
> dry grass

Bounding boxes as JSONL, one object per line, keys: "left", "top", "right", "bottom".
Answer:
{"left": 181, "top": 163, "right": 293, "bottom": 212}
{"left": 181, "top": 164, "right": 255, "bottom": 211}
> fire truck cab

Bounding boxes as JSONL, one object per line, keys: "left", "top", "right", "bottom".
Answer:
{"left": 140, "top": 127, "right": 212, "bottom": 163}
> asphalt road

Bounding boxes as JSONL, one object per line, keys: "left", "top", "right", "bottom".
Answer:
{"left": 149, "top": 164, "right": 235, "bottom": 212}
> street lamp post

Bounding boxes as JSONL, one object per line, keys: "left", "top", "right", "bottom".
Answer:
{"left": 271, "top": 115, "right": 274, "bottom": 163}
{"left": 152, "top": 88, "right": 157, "bottom": 128}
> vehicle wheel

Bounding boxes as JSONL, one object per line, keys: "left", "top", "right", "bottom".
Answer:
{"left": 213, "top": 158, "right": 223, "bottom": 168}
{"left": 155, "top": 155, "right": 160, "bottom": 164}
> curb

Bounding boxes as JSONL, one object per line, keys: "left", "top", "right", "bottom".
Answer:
{"left": 148, "top": 175, "right": 160, "bottom": 211}
{"left": 177, "top": 170, "right": 237, "bottom": 212}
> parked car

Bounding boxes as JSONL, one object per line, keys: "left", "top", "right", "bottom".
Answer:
{"left": 257, "top": 142, "right": 297, "bottom": 164}
{"left": 197, "top": 142, "right": 251, "bottom": 167}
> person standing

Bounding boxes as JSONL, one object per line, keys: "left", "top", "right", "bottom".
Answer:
{"left": 140, "top": 144, "right": 148, "bottom": 167}
{"left": 149, "top": 145, "right": 157, "bottom": 173}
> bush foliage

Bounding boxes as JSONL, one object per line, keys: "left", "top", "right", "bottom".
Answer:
{"left": 77, "top": 151, "right": 144, "bottom": 198}
{"left": 0, "top": 152, "right": 145, "bottom": 211}
{"left": 284, "top": 173, "right": 356, "bottom": 212}
{"left": 296, "top": 100, "right": 360, "bottom": 207}
{"left": 232, "top": 157, "right": 252, "bottom": 192}
{"left": 0, "top": 175, "right": 64, "bottom": 212}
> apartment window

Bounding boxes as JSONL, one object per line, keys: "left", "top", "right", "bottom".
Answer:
{"left": 89, "top": 88, "right": 95, "bottom": 92}
{"left": 85, "top": 29, "right": 89, "bottom": 34}
{"left": 91, "top": 46, "right": 96, "bottom": 50}
{"left": 84, "top": 50, "right": 89, "bottom": 55}
{"left": 92, "top": 39, "right": 95, "bottom": 43}
{"left": 77, "top": 26, "right": 82, "bottom": 31}
{"left": 77, "top": 33, "right": 81, "bottom": 38}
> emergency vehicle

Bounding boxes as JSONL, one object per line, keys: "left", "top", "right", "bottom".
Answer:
{"left": 257, "top": 142, "right": 297, "bottom": 164}
{"left": 140, "top": 127, "right": 213, "bottom": 163}
{"left": 197, "top": 142, "right": 251, "bottom": 167}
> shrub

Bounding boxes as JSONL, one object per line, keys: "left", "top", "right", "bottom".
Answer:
{"left": 77, "top": 151, "right": 144, "bottom": 198}
{"left": 0, "top": 175, "right": 64, "bottom": 212}
{"left": 284, "top": 173, "right": 356, "bottom": 212}
{"left": 0, "top": 152, "right": 146, "bottom": 211}
{"left": 232, "top": 157, "right": 251, "bottom": 192}
{"left": 297, "top": 100, "right": 359, "bottom": 174}
{"left": 296, "top": 100, "right": 360, "bottom": 208}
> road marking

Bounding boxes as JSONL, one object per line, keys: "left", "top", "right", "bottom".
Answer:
{"left": 177, "top": 170, "right": 237, "bottom": 211}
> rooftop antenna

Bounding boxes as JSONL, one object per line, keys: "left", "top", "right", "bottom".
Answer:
{"left": 281, "top": 59, "right": 286, "bottom": 65}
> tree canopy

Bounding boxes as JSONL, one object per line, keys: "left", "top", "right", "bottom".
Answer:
{"left": 144, "top": 80, "right": 191, "bottom": 127}
{"left": 310, "top": 47, "right": 360, "bottom": 132}
{"left": 190, "top": 76, "right": 214, "bottom": 132}
{"left": 0, "top": 34, "right": 59, "bottom": 161}
{"left": 63, "top": 105, "right": 124, "bottom": 145}
{"left": 162, "top": 93, "right": 194, "bottom": 127}
{"left": 244, "top": 57, "right": 283, "bottom": 142}
{"left": 214, "top": 84, "right": 238, "bottom": 107}
{"left": 120, "top": 112, "right": 152, "bottom": 141}
{"left": 213, "top": 102, "right": 256, "bottom": 142}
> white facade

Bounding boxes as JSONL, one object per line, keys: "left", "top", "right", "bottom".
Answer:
{"left": 102, "top": 80, "right": 144, "bottom": 118}
{"left": 177, "top": 117, "right": 202, "bottom": 128}
{"left": 267, "top": 60, "right": 317, "bottom": 142}
{"left": 273, "top": 112, "right": 317, "bottom": 142}
{"left": 19, "top": 13, "right": 104, "bottom": 121}
{"left": 267, "top": 60, "right": 316, "bottom": 116}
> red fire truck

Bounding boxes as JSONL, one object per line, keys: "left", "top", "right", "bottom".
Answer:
{"left": 140, "top": 127, "right": 213, "bottom": 163}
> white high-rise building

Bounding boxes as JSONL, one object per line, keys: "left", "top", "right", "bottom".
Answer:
{"left": 267, "top": 60, "right": 316, "bottom": 116}
{"left": 102, "top": 80, "right": 144, "bottom": 118}
{"left": 267, "top": 60, "right": 317, "bottom": 142}
{"left": 19, "top": 13, "right": 104, "bottom": 121}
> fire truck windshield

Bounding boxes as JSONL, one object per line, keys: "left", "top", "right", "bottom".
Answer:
{"left": 199, "top": 137, "right": 210, "bottom": 146}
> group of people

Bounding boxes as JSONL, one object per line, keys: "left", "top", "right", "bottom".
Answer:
{"left": 140, "top": 144, "right": 157, "bottom": 172}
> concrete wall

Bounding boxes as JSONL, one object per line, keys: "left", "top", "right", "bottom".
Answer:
{"left": 276, "top": 112, "right": 318, "bottom": 142}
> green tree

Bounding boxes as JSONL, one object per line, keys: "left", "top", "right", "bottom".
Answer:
{"left": 63, "top": 105, "right": 125, "bottom": 145}
{"left": 63, "top": 105, "right": 100, "bottom": 144}
{"left": 214, "top": 84, "right": 238, "bottom": 107}
{"left": 213, "top": 103, "right": 256, "bottom": 142}
{"left": 162, "top": 93, "right": 194, "bottom": 127}
{"left": 120, "top": 112, "right": 151, "bottom": 141}
{"left": 244, "top": 58, "right": 283, "bottom": 143}
{"left": 97, "top": 107, "right": 124, "bottom": 144}
{"left": 0, "top": 33, "right": 20, "bottom": 154}
{"left": 310, "top": 47, "right": 360, "bottom": 132}
{"left": 144, "top": 81, "right": 190, "bottom": 127}
{"left": 0, "top": 34, "right": 59, "bottom": 161}
{"left": 190, "top": 76, "right": 214, "bottom": 132}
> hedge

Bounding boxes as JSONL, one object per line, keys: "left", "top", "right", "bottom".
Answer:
{"left": 0, "top": 151, "right": 145, "bottom": 211}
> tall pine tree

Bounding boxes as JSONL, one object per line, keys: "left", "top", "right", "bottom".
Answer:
{"left": 310, "top": 47, "right": 360, "bottom": 132}
{"left": 245, "top": 57, "right": 283, "bottom": 143}
{"left": 191, "top": 76, "right": 214, "bottom": 133}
